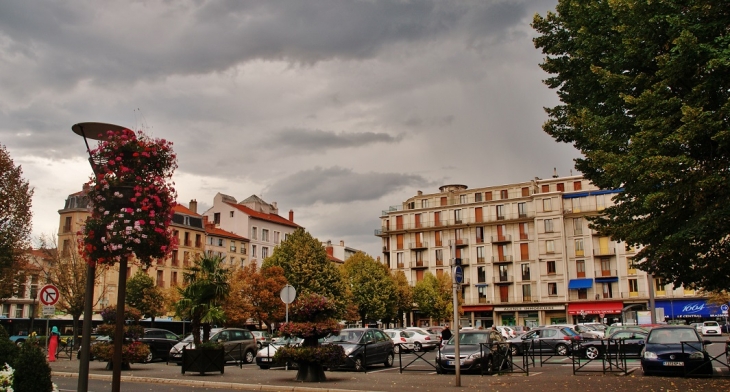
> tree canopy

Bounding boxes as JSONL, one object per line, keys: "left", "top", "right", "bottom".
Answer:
{"left": 391, "top": 270, "right": 413, "bottom": 327}
{"left": 223, "top": 263, "right": 287, "bottom": 330}
{"left": 533, "top": 0, "right": 730, "bottom": 291}
{"left": 0, "top": 144, "right": 33, "bottom": 299}
{"left": 413, "top": 272, "right": 455, "bottom": 323}
{"left": 341, "top": 252, "right": 397, "bottom": 326}
{"left": 262, "top": 228, "right": 349, "bottom": 317}
{"left": 126, "top": 269, "right": 164, "bottom": 322}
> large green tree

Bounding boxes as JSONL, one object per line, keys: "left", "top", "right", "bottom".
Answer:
{"left": 413, "top": 272, "right": 455, "bottom": 323}
{"left": 341, "top": 252, "right": 397, "bottom": 326}
{"left": 126, "top": 269, "right": 164, "bottom": 325}
{"left": 391, "top": 270, "right": 413, "bottom": 327}
{"left": 262, "top": 228, "right": 349, "bottom": 317}
{"left": 223, "top": 264, "right": 287, "bottom": 330}
{"left": 533, "top": 0, "right": 730, "bottom": 291}
{"left": 0, "top": 144, "right": 33, "bottom": 299}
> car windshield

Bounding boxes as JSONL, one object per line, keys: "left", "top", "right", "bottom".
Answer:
{"left": 648, "top": 329, "right": 700, "bottom": 344}
{"left": 561, "top": 328, "right": 579, "bottom": 336}
{"left": 446, "top": 332, "right": 488, "bottom": 345}
{"left": 704, "top": 322, "right": 719, "bottom": 326}
{"left": 329, "top": 330, "right": 363, "bottom": 343}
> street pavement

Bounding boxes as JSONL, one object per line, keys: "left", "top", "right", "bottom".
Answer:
{"left": 49, "top": 342, "right": 730, "bottom": 392}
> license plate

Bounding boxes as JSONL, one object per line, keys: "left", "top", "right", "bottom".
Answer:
{"left": 260, "top": 358, "right": 271, "bottom": 362}
{"left": 663, "top": 361, "right": 683, "bottom": 366}
{"left": 447, "top": 360, "right": 464, "bottom": 366}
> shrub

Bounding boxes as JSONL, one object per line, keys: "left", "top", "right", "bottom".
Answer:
{"left": 90, "top": 341, "right": 150, "bottom": 364}
{"left": 12, "top": 337, "right": 56, "bottom": 392}
{"left": 274, "top": 345, "right": 346, "bottom": 368}
{"left": 0, "top": 327, "right": 18, "bottom": 368}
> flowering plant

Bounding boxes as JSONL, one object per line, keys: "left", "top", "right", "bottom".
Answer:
{"left": 91, "top": 341, "right": 150, "bottom": 364}
{"left": 80, "top": 128, "right": 178, "bottom": 267}
{"left": 274, "top": 345, "right": 345, "bottom": 368}
{"left": 0, "top": 363, "right": 12, "bottom": 392}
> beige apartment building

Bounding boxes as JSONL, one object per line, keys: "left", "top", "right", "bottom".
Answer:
{"left": 376, "top": 175, "right": 705, "bottom": 328}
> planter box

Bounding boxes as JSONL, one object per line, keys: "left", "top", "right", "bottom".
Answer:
{"left": 181, "top": 348, "right": 225, "bottom": 374}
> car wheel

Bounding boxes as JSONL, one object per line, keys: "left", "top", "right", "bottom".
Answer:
{"left": 394, "top": 344, "right": 401, "bottom": 354}
{"left": 143, "top": 351, "right": 154, "bottom": 363}
{"left": 384, "top": 352, "right": 394, "bottom": 368}
{"left": 483, "top": 356, "right": 494, "bottom": 375}
{"left": 354, "top": 356, "right": 365, "bottom": 372}
{"left": 257, "top": 342, "right": 263, "bottom": 350}
{"left": 436, "top": 363, "right": 446, "bottom": 374}
{"left": 584, "top": 346, "right": 600, "bottom": 360}
{"left": 244, "top": 350, "right": 255, "bottom": 364}
{"left": 414, "top": 342, "right": 422, "bottom": 352}
{"left": 555, "top": 344, "right": 568, "bottom": 356}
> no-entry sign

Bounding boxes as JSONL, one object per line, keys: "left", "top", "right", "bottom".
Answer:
{"left": 39, "top": 284, "right": 60, "bottom": 306}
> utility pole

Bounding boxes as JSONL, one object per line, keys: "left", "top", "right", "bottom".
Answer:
{"left": 451, "top": 241, "right": 460, "bottom": 386}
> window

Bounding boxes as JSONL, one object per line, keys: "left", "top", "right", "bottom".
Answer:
{"left": 475, "top": 193, "right": 482, "bottom": 202}
{"left": 578, "top": 288, "right": 588, "bottom": 299}
{"left": 519, "top": 222, "right": 529, "bottom": 240}
{"left": 274, "top": 231, "right": 280, "bottom": 244}
{"left": 230, "top": 241, "right": 236, "bottom": 252}
{"left": 602, "top": 283, "right": 613, "bottom": 298}
{"left": 183, "top": 251, "right": 190, "bottom": 266}
{"left": 576, "top": 260, "right": 585, "bottom": 278}
{"left": 435, "top": 249, "right": 443, "bottom": 264}
{"left": 485, "top": 192, "right": 493, "bottom": 201}
{"left": 460, "top": 194, "right": 467, "bottom": 204}
{"left": 500, "top": 189, "right": 508, "bottom": 199}
{"left": 15, "top": 305, "right": 24, "bottom": 318}
{"left": 498, "top": 265, "right": 508, "bottom": 281}
{"left": 573, "top": 218, "right": 583, "bottom": 235}
{"left": 172, "top": 272, "right": 178, "bottom": 287}
{"left": 218, "top": 238, "right": 223, "bottom": 247}
{"left": 195, "top": 234, "right": 202, "bottom": 248}
{"left": 655, "top": 278, "right": 667, "bottom": 292}
{"left": 629, "top": 279, "right": 638, "bottom": 293}
{"left": 575, "top": 238, "right": 584, "bottom": 256}
{"left": 522, "top": 284, "right": 532, "bottom": 301}
{"left": 546, "top": 240, "right": 555, "bottom": 254}
{"left": 496, "top": 205, "right": 505, "bottom": 220}
{"left": 262, "top": 247, "right": 269, "bottom": 259}
{"left": 435, "top": 231, "right": 442, "bottom": 246}
{"left": 184, "top": 232, "right": 191, "bottom": 247}
{"left": 262, "top": 229, "right": 269, "bottom": 242}
{"left": 475, "top": 227, "right": 484, "bottom": 243}
{"left": 476, "top": 246, "right": 485, "bottom": 263}
{"left": 544, "top": 219, "right": 553, "bottom": 233}
{"left": 627, "top": 258, "right": 638, "bottom": 274}
{"left": 548, "top": 282, "right": 558, "bottom": 296}
{"left": 62, "top": 239, "right": 71, "bottom": 257}
{"left": 574, "top": 181, "right": 582, "bottom": 191}
{"left": 421, "top": 199, "right": 429, "bottom": 208}
{"left": 478, "top": 285, "right": 488, "bottom": 302}
{"left": 157, "top": 270, "right": 164, "bottom": 287}
{"left": 440, "top": 197, "right": 448, "bottom": 206}
{"left": 543, "top": 198, "right": 552, "bottom": 212}
{"left": 251, "top": 227, "right": 258, "bottom": 240}
{"left": 434, "top": 211, "right": 442, "bottom": 226}
{"left": 518, "top": 202, "right": 527, "bottom": 218}
{"left": 396, "top": 252, "right": 404, "bottom": 267}
{"left": 520, "top": 243, "right": 529, "bottom": 260}
{"left": 521, "top": 263, "right": 531, "bottom": 280}
{"left": 557, "top": 183, "right": 564, "bottom": 192}
{"left": 252, "top": 245, "right": 257, "bottom": 258}
{"left": 522, "top": 187, "right": 530, "bottom": 197}
{"left": 454, "top": 209, "right": 462, "bottom": 224}
{"left": 1, "top": 304, "right": 9, "bottom": 318}
{"left": 541, "top": 184, "right": 549, "bottom": 193}
{"left": 63, "top": 216, "right": 72, "bottom": 233}
{"left": 547, "top": 260, "right": 556, "bottom": 274}
{"left": 414, "top": 250, "right": 424, "bottom": 263}
{"left": 172, "top": 250, "right": 179, "bottom": 266}
{"left": 214, "top": 212, "right": 220, "bottom": 224}
{"left": 477, "top": 266, "right": 486, "bottom": 283}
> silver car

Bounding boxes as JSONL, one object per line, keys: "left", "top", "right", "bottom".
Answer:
{"left": 168, "top": 328, "right": 257, "bottom": 364}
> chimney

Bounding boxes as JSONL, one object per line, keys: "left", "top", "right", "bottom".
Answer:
{"left": 340, "top": 240, "right": 344, "bottom": 246}
{"left": 189, "top": 199, "right": 198, "bottom": 214}
{"left": 326, "top": 244, "right": 334, "bottom": 257}
{"left": 82, "top": 183, "right": 90, "bottom": 193}
{"left": 553, "top": 168, "right": 558, "bottom": 178}
{"left": 203, "top": 215, "right": 208, "bottom": 224}
{"left": 289, "top": 209, "right": 294, "bottom": 222}
{"left": 417, "top": 190, "right": 423, "bottom": 196}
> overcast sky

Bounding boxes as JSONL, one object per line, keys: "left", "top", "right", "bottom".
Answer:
{"left": 0, "top": 0, "right": 580, "bottom": 258}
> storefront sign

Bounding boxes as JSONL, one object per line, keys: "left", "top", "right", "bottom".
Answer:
{"left": 655, "top": 299, "right": 728, "bottom": 319}
{"left": 494, "top": 305, "right": 565, "bottom": 312}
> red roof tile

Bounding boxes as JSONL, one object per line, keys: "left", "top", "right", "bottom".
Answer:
{"left": 225, "top": 202, "right": 300, "bottom": 228}
{"left": 205, "top": 225, "right": 249, "bottom": 241}
{"left": 174, "top": 204, "right": 201, "bottom": 217}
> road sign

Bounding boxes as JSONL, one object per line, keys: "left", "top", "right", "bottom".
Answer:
{"left": 454, "top": 266, "right": 463, "bottom": 284}
{"left": 280, "top": 284, "right": 296, "bottom": 304}
{"left": 39, "top": 284, "right": 60, "bottom": 306}
{"left": 721, "top": 304, "right": 729, "bottom": 313}
{"left": 42, "top": 305, "right": 55, "bottom": 316}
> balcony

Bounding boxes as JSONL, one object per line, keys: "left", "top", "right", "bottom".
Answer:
{"left": 595, "top": 269, "right": 617, "bottom": 277}
{"left": 195, "top": 241, "right": 203, "bottom": 249}
{"left": 460, "top": 278, "right": 470, "bottom": 286}
{"left": 397, "top": 263, "right": 405, "bottom": 269}
{"left": 491, "top": 234, "right": 512, "bottom": 243}
{"left": 184, "top": 240, "right": 191, "bottom": 247}
{"left": 435, "top": 259, "right": 445, "bottom": 267}
{"left": 477, "top": 297, "right": 491, "bottom": 304}
{"left": 619, "top": 291, "right": 648, "bottom": 299}
{"left": 475, "top": 237, "right": 485, "bottom": 244}
{"left": 451, "top": 239, "right": 469, "bottom": 247}
{"left": 457, "top": 257, "right": 470, "bottom": 266}
{"left": 493, "top": 275, "right": 513, "bottom": 284}
{"left": 492, "top": 255, "right": 513, "bottom": 264}
{"left": 409, "top": 242, "right": 429, "bottom": 250}
{"left": 62, "top": 225, "right": 72, "bottom": 233}
{"left": 230, "top": 246, "right": 236, "bottom": 252}
{"left": 476, "top": 257, "right": 486, "bottom": 264}
{"left": 593, "top": 247, "right": 616, "bottom": 256}
{"left": 411, "top": 260, "right": 429, "bottom": 269}
{"left": 382, "top": 246, "right": 390, "bottom": 253}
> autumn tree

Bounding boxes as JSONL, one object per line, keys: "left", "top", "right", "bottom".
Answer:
{"left": 392, "top": 270, "right": 413, "bottom": 327}
{"left": 223, "top": 264, "right": 287, "bottom": 331}
{"left": 533, "top": 1, "right": 730, "bottom": 291}
{"left": 413, "top": 272, "right": 458, "bottom": 324}
{"left": 341, "top": 252, "right": 396, "bottom": 326}
{"left": 0, "top": 144, "right": 33, "bottom": 299}
{"left": 33, "top": 234, "right": 108, "bottom": 349}
{"left": 262, "top": 228, "right": 349, "bottom": 317}
{"left": 126, "top": 269, "right": 165, "bottom": 325}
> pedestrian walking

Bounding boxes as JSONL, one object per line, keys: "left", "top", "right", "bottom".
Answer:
{"left": 48, "top": 326, "right": 61, "bottom": 362}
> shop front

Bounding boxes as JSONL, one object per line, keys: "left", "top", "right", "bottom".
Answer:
{"left": 655, "top": 298, "right": 729, "bottom": 323}
{"left": 461, "top": 305, "right": 494, "bottom": 329}
{"left": 493, "top": 304, "right": 565, "bottom": 326}
{"left": 567, "top": 301, "right": 623, "bottom": 324}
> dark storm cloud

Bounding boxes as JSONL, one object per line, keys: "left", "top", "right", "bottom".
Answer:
{"left": 269, "top": 128, "right": 404, "bottom": 151}
{"left": 267, "top": 166, "right": 431, "bottom": 206}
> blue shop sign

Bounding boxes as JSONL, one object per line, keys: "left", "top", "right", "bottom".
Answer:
{"left": 655, "top": 299, "right": 728, "bottom": 318}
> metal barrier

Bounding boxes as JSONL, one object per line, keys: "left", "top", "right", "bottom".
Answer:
{"left": 571, "top": 339, "right": 629, "bottom": 375}
{"left": 681, "top": 340, "right": 730, "bottom": 378}
{"left": 339, "top": 343, "right": 370, "bottom": 373}
{"left": 520, "top": 339, "right": 573, "bottom": 366}
{"left": 224, "top": 342, "right": 245, "bottom": 368}
{"left": 479, "top": 342, "right": 530, "bottom": 376}
{"left": 397, "top": 343, "right": 437, "bottom": 373}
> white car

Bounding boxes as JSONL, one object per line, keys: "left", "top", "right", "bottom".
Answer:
{"left": 701, "top": 321, "right": 722, "bottom": 336}
{"left": 405, "top": 327, "right": 440, "bottom": 352}
{"left": 495, "top": 326, "right": 516, "bottom": 339}
{"left": 384, "top": 329, "right": 415, "bottom": 354}
{"left": 255, "top": 336, "right": 302, "bottom": 369}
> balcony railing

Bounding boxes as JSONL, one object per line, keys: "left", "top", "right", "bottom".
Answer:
{"left": 451, "top": 239, "right": 469, "bottom": 247}
{"left": 184, "top": 240, "right": 191, "bottom": 247}
{"left": 593, "top": 248, "right": 616, "bottom": 256}
{"left": 491, "top": 234, "right": 512, "bottom": 243}
{"left": 476, "top": 257, "right": 486, "bottom": 264}
{"left": 493, "top": 275, "right": 513, "bottom": 283}
{"left": 409, "top": 242, "right": 429, "bottom": 250}
{"left": 457, "top": 257, "right": 470, "bottom": 266}
{"left": 595, "top": 269, "right": 617, "bottom": 277}
{"left": 492, "top": 255, "right": 513, "bottom": 263}
{"left": 375, "top": 212, "right": 537, "bottom": 234}
{"left": 382, "top": 246, "right": 390, "bottom": 252}
{"left": 411, "top": 260, "right": 429, "bottom": 269}
{"left": 435, "top": 259, "right": 444, "bottom": 266}
{"left": 397, "top": 263, "right": 405, "bottom": 269}
{"left": 62, "top": 225, "right": 72, "bottom": 233}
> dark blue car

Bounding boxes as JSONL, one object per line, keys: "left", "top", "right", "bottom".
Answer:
{"left": 640, "top": 325, "right": 713, "bottom": 376}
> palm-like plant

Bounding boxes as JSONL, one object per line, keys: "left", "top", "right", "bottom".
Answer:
{"left": 175, "top": 254, "right": 231, "bottom": 345}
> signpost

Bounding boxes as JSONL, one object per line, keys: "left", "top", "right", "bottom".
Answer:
{"left": 39, "top": 284, "right": 60, "bottom": 351}
{"left": 280, "top": 285, "right": 297, "bottom": 323}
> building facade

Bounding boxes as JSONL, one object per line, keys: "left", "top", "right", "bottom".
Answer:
{"left": 376, "top": 175, "right": 706, "bottom": 328}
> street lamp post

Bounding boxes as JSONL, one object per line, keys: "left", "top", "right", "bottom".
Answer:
{"left": 71, "top": 122, "right": 128, "bottom": 392}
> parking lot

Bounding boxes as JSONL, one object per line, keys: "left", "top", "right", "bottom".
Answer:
{"left": 50, "top": 335, "right": 730, "bottom": 392}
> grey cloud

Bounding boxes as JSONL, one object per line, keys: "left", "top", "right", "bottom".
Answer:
{"left": 270, "top": 128, "right": 404, "bottom": 151}
{"left": 267, "top": 166, "right": 431, "bottom": 206}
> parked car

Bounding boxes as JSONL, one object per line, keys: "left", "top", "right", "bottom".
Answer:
{"left": 495, "top": 326, "right": 516, "bottom": 339}
{"left": 507, "top": 326, "right": 581, "bottom": 356}
{"left": 326, "top": 328, "right": 394, "bottom": 371}
{"left": 641, "top": 325, "right": 713, "bottom": 376}
{"left": 690, "top": 322, "right": 703, "bottom": 332}
{"left": 700, "top": 321, "right": 721, "bottom": 336}
{"left": 550, "top": 324, "right": 601, "bottom": 339}
{"left": 604, "top": 325, "right": 653, "bottom": 337}
{"left": 251, "top": 331, "right": 272, "bottom": 349}
{"left": 435, "top": 330, "right": 506, "bottom": 374}
{"left": 139, "top": 328, "right": 180, "bottom": 363}
{"left": 168, "top": 328, "right": 257, "bottom": 365}
{"left": 384, "top": 329, "right": 415, "bottom": 354}
{"left": 576, "top": 330, "right": 648, "bottom": 359}
{"left": 511, "top": 326, "right": 531, "bottom": 336}
{"left": 76, "top": 335, "right": 111, "bottom": 360}
{"left": 405, "top": 327, "right": 440, "bottom": 352}
{"left": 255, "top": 336, "right": 302, "bottom": 369}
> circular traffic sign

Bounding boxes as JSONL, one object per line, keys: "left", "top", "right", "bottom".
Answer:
{"left": 721, "top": 304, "right": 729, "bottom": 312}
{"left": 454, "top": 266, "right": 463, "bottom": 284}
{"left": 280, "top": 284, "right": 296, "bottom": 304}
{"left": 39, "top": 284, "right": 60, "bottom": 306}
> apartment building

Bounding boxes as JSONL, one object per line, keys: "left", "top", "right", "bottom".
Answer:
{"left": 376, "top": 176, "right": 705, "bottom": 328}
{"left": 322, "top": 240, "right": 359, "bottom": 264}
{"left": 204, "top": 219, "right": 249, "bottom": 269}
{"left": 203, "top": 193, "right": 300, "bottom": 267}
{"left": 0, "top": 250, "right": 45, "bottom": 319}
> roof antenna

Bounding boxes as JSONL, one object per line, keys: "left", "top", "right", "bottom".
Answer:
{"left": 553, "top": 168, "right": 558, "bottom": 178}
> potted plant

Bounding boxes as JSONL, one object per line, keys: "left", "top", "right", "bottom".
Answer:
{"left": 90, "top": 306, "right": 150, "bottom": 370}
{"left": 175, "top": 254, "right": 230, "bottom": 374}
{"left": 274, "top": 293, "right": 346, "bottom": 382}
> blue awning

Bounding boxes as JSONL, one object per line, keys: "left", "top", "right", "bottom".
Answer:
{"left": 568, "top": 279, "right": 593, "bottom": 290}
{"left": 474, "top": 283, "right": 489, "bottom": 287}
{"left": 595, "top": 277, "right": 619, "bottom": 283}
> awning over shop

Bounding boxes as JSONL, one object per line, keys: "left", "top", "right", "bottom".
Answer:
{"left": 474, "top": 283, "right": 489, "bottom": 287}
{"left": 595, "top": 277, "right": 619, "bottom": 283}
{"left": 568, "top": 279, "right": 593, "bottom": 290}
{"left": 568, "top": 301, "right": 623, "bottom": 315}
{"left": 463, "top": 305, "right": 493, "bottom": 312}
